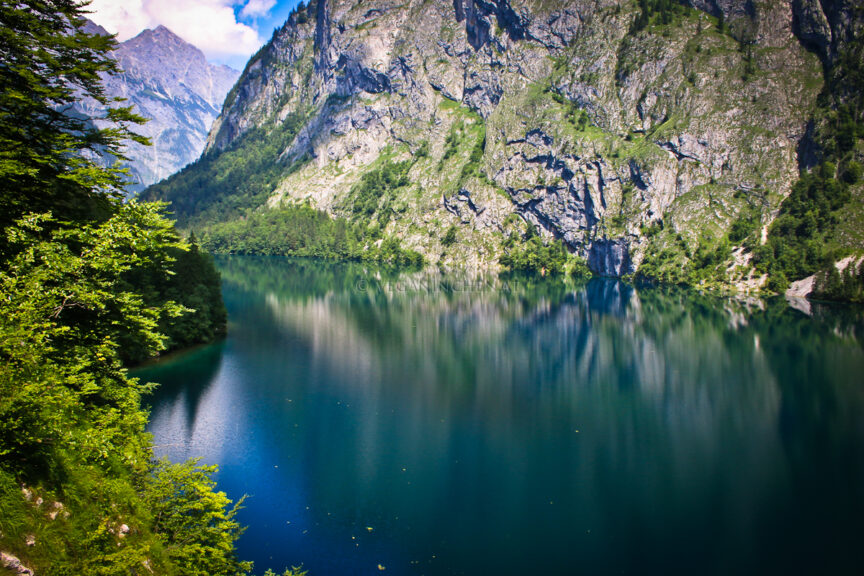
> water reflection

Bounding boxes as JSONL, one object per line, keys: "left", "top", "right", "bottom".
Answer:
{"left": 138, "top": 344, "right": 224, "bottom": 436}
{"left": 141, "top": 257, "right": 864, "bottom": 576}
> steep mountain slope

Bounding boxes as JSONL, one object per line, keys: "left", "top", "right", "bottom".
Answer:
{"left": 145, "top": 0, "right": 863, "bottom": 288}
{"left": 78, "top": 23, "right": 239, "bottom": 191}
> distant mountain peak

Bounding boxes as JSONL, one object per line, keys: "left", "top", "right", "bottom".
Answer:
{"left": 80, "top": 19, "right": 109, "bottom": 37}
{"left": 74, "top": 19, "right": 240, "bottom": 192}
{"left": 125, "top": 25, "right": 195, "bottom": 52}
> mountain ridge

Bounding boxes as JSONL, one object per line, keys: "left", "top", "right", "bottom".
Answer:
{"left": 145, "top": 0, "right": 864, "bottom": 293}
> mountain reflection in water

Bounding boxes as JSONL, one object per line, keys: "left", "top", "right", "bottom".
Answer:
{"left": 136, "top": 257, "right": 864, "bottom": 576}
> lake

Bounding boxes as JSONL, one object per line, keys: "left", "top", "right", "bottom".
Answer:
{"left": 134, "top": 256, "right": 864, "bottom": 575}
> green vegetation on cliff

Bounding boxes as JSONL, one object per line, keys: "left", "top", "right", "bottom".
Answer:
{"left": 500, "top": 224, "right": 591, "bottom": 277}
{"left": 345, "top": 154, "right": 413, "bottom": 225}
{"left": 144, "top": 110, "right": 310, "bottom": 227}
{"left": 629, "top": 0, "right": 690, "bottom": 33}
{"left": 143, "top": 107, "right": 425, "bottom": 265}
{"left": 758, "top": 21, "right": 864, "bottom": 292}
{"left": 202, "top": 201, "right": 424, "bottom": 266}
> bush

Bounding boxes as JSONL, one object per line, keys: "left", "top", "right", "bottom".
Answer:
{"left": 442, "top": 225, "right": 458, "bottom": 247}
{"left": 499, "top": 230, "right": 588, "bottom": 277}
{"left": 842, "top": 160, "right": 862, "bottom": 184}
{"left": 146, "top": 459, "right": 252, "bottom": 576}
{"left": 346, "top": 157, "right": 412, "bottom": 224}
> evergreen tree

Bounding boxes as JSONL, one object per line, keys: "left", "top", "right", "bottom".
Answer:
{"left": 0, "top": 0, "right": 147, "bottom": 240}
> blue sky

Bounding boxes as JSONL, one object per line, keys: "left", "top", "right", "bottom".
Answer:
{"left": 88, "top": 0, "right": 304, "bottom": 70}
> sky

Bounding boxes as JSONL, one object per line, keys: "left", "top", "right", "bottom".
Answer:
{"left": 86, "top": 0, "right": 303, "bottom": 70}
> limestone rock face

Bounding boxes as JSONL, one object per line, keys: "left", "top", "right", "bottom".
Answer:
{"left": 78, "top": 23, "right": 239, "bottom": 192}
{"left": 168, "top": 0, "right": 856, "bottom": 276}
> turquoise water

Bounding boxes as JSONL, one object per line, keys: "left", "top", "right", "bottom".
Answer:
{"left": 136, "top": 257, "right": 864, "bottom": 575}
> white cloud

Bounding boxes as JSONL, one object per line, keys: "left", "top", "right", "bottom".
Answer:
{"left": 87, "top": 0, "right": 263, "bottom": 60}
{"left": 85, "top": 0, "right": 152, "bottom": 41}
{"left": 240, "top": 0, "right": 276, "bottom": 18}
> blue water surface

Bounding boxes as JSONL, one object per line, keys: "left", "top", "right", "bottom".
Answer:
{"left": 134, "top": 257, "right": 864, "bottom": 575}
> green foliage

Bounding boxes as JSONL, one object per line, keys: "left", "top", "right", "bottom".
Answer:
{"left": 756, "top": 163, "right": 849, "bottom": 288}
{"left": 636, "top": 246, "right": 689, "bottom": 285}
{"left": 761, "top": 15, "right": 864, "bottom": 294}
{"left": 728, "top": 206, "right": 760, "bottom": 246}
{"left": 841, "top": 159, "right": 862, "bottom": 184}
{"left": 205, "top": 203, "right": 354, "bottom": 256}
{"left": 546, "top": 87, "right": 591, "bottom": 132}
{"left": 812, "top": 259, "right": 864, "bottom": 303}
{"left": 636, "top": 228, "right": 693, "bottom": 285}
{"left": 0, "top": 210, "right": 164, "bottom": 478}
{"left": 0, "top": 3, "right": 248, "bottom": 574}
{"left": 0, "top": 206, "right": 252, "bottom": 576}
{"left": 263, "top": 569, "right": 308, "bottom": 576}
{"left": 143, "top": 110, "right": 310, "bottom": 229}
{"left": 499, "top": 227, "right": 590, "bottom": 277}
{"left": 687, "top": 234, "right": 731, "bottom": 284}
{"left": 165, "top": 238, "right": 227, "bottom": 349}
{"left": 202, "top": 202, "right": 424, "bottom": 267}
{"left": 288, "top": 1, "right": 313, "bottom": 26}
{"left": 457, "top": 127, "right": 487, "bottom": 186}
{"left": 0, "top": 204, "right": 225, "bottom": 367}
{"left": 441, "top": 224, "right": 458, "bottom": 247}
{"left": 146, "top": 459, "right": 252, "bottom": 576}
{"left": 1, "top": 204, "right": 186, "bottom": 375}
{"left": 346, "top": 156, "right": 412, "bottom": 226}
{"left": 716, "top": 10, "right": 727, "bottom": 35}
{"left": 564, "top": 255, "right": 593, "bottom": 278}
{"left": 147, "top": 130, "right": 426, "bottom": 268}
{"left": 740, "top": 43, "right": 756, "bottom": 82}
{"left": 824, "top": 19, "right": 864, "bottom": 156}
{"left": 629, "top": 0, "right": 687, "bottom": 33}
{"left": 441, "top": 120, "right": 463, "bottom": 164}
{"left": 638, "top": 227, "right": 736, "bottom": 287}
{"left": 124, "top": 235, "right": 227, "bottom": 363}
{"left": 375, "top": 235, "right": 425, "bottom": 267}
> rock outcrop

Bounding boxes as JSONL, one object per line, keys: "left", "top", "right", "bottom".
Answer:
{"left": 1, "top": 552, "right": 34, "bottom": 576}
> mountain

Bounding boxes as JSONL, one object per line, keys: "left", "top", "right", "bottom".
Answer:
{"left": 144, "top": 0, "right": 864, "bottom": 293}
{"left": 77, "top": 23, "right": 240, "bottom": 192}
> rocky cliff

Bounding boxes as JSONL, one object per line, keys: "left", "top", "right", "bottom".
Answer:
{"left": 146, "top": 0, "right": 864, "bottom": 285}
{"left": 78, "top": 23, "right": 239, "bottom": 192}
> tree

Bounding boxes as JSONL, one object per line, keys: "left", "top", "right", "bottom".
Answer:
{"left": 0, "top": 204, "right": 185, "bottom": 480}
{"left": 0, "top": 0, "right": 147, "bottom": 239}
{"left": 146, "top": 459, "right": 253, "bottom": 576}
